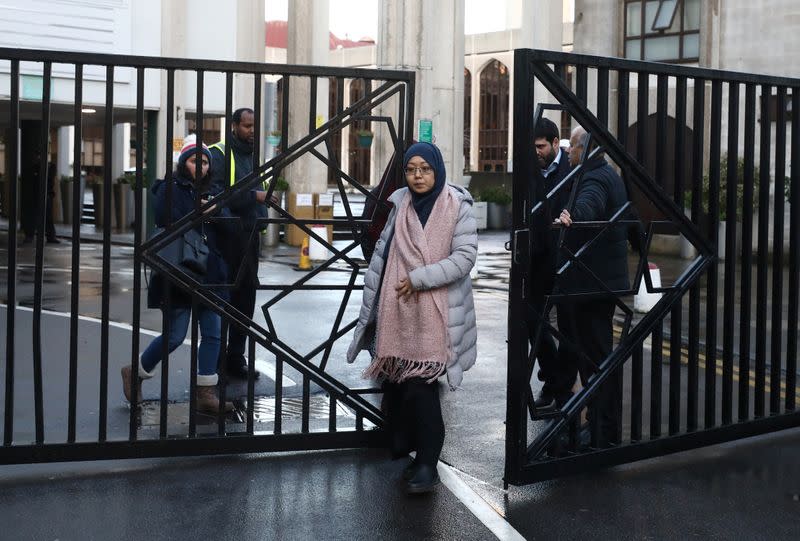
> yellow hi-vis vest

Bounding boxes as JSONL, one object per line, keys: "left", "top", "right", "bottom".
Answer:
{"left": 209, "top": 142, "right": 266, "bottom": 189}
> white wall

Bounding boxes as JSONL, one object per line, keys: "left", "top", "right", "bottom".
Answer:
{"left": 718, "top": 0, "right": 800, "bottom": 78}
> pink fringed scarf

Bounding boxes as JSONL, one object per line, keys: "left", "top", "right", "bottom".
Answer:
{"left": 363, "top": 187, "right": 459, "bottom": 383}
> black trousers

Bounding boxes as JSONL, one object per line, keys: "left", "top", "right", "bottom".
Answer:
{"left": 527, "top": 302, "right": 561, "bottom": 395}
{"left": 527, "top": 299, "right": 579, "bottom": 405}
{"left": 226, "top": 236, "right": 260, "bottom": 363}
{"left": 383, "top": 378, "right": 445, "bottom": 468}
{"left": 553, "top": 299, "right": 622, "bottom": 444}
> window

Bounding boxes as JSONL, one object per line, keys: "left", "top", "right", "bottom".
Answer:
{"left": 478, "top": 60, "right": 509, "bottom": 173}
{"left": 624, "top": 0, "right": 700, "bottom": 63}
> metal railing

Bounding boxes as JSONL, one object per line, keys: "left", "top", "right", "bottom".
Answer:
{"left": 506, "top": 49, "right": 800, "bottom": 485}
{"left": 0, "top": 47, "right": 414, "bottom": 464}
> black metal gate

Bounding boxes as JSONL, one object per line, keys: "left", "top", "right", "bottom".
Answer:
{"left": 506, "top": 49, "right": 800, "bottom": 485}
{"left": 1, "top": 47, "right": 413, "bottom": 464}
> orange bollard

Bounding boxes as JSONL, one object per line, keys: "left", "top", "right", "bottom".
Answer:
{"left": 295, "top": 235, "right": 312, "bottom": 271}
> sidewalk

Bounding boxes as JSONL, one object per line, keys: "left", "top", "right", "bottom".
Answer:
{"left": 0, "top": 217, "right": 136, "bottom": 245}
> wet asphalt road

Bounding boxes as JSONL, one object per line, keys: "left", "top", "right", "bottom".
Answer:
{"left": 1, "top": 231, "right": 799, "bottom": 539}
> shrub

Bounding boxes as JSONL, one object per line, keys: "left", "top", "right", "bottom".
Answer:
{"left": 685, "top": 155, "right": 759, "bottom": 221}
{"left": 273, "top": 176, "right": 289, "bottom": 192}
{"left": 479, "top": 185, "right": 512, "bottom": 205}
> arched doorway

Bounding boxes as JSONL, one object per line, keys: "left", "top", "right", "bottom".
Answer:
{"left": 478, "top": 59, "right": 509, "bottom": 172}
{"left": 626, "top": 114, "right": 694, "bottom": 229}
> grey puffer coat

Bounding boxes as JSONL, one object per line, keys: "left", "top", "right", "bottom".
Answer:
{"left": 346, "top": 185, "right": 478, "bottom": 389}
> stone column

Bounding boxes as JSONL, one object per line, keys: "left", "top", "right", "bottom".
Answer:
{"left": 111, "top": 123, "right": 131, "bottom": 179}
{"left": 573, "top": 0, "right": 622, "bottom": 136}
{"left": 233, "top": 0, "right": 266, "bottom": 110}
{"left": 286, "top": 0, "right": 330, "bottom": 195}
{"left": 515, "top": 0, "right": 565, "bottom": 158}
{"left": 57, "top": 126, "right": 74, "bottom": 178}
{"left": 52, "top": 126, "right": 75, "bottom": 223}
{"left": 156, "top": 0, "right": 187, "bottom": 178}
{"left": 377, "top": 0, "right": 465, "bottom": 184}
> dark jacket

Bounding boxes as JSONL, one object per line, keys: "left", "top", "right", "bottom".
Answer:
{"left": 208, "top": 134, "right": 267, "bottom": 234}
{"left": 529, "top": 148, "right": 572, "bottom": 299}
{"left": 558, "top": 157, "right": 630, "bottom": 295}
{"left": 147, "top": 173, "right": 234, "bottom": 309}
{"left": 360, "top": 152, "right": 402, "bottom": 261}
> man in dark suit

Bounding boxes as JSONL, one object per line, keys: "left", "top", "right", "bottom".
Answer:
{"left": 528, "top": 118, "right": 572, "bottom": 413}
{"left": 553, "top": 126, "right": 630, "bottom": 446}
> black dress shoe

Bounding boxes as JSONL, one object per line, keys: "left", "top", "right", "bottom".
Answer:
{"left": 226, "top": 363, "right": 260, "bottom": 380}
{"left": 406, "top": 464, "right": 440, "bottom": 494}
{"left": 533, "top": 389, "right": 556, "bottom": 412}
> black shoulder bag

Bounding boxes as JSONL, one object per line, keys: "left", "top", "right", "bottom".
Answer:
{"left": 152, "top": 225, "right": 210, "bottom": 281}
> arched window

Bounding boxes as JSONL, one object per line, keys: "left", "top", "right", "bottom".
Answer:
{"left": 478, "top": 60, "right": 509, "bottom": 172}
{"left": 464, "top": 68, "right": 471, "bottom": 170}
{"left": 348, "top": 78, "right": 371, "bottom": 184}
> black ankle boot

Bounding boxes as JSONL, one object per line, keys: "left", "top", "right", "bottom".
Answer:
{"left": 402, "top": 458, "right": 419, "bottom": 481}
{"left": 405, "top": 464, "right": 440, "bottom": 494}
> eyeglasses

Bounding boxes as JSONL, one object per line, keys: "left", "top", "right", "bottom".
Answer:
{"left": 405, "top": 166, "right": 433, "bottom": 176}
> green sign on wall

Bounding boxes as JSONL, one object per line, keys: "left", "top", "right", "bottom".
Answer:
{"left": 418, "top": 118, "right": 433, "bottom": 143}
{"left": 22, "top": 75, "right": 44, "bottom": 100}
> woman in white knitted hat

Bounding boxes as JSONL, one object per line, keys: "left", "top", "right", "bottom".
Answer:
{"left": 121, "top": 136, "right": 235, "bottom": 414}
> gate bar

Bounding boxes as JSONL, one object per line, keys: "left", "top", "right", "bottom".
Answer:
{"left": 687, "top": 77, "right": 705, "bottom": 432}
{"left": 129, "top": 66, "right": 145, "bottom": 441}
{"left": 787, "top": 90, "right": 800, "bottom": 411}
{"left": 705, "top": 79, "right": 722, "bottom": 429}
{"left": 771, "top": 86, "right": 788, "bottom": 415}
{"left": 722, "top": 82, "right": 740, "bottom": 425}
{"left": 4, "top": 60, "right": 20, "bottom": 447}
{"left": 69, "top": 63, "right": 84, "bottom": 443}
{"left": 98, "top": 65, "right": 115, "bottom": 442}
{"left": 32, "top": 61, "right": 53, "bottom": 444}
{"left": 755, "top": 86, "right": 772, "bottom": 418}
{"left": 669, "top": 75, "right": 687, "bottom": 435}
{"left": 160, "top": 68, "right": 176, "bottom": 439}
{"left": 739, "top": 83, "right": 757, "bottom": 422}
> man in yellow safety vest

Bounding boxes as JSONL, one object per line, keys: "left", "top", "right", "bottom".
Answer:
{"left": 209, "top": 108, "right": 277, "bottom": 380}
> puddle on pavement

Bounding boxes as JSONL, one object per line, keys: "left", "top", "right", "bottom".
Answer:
{"left": 137, "top": 394, "right": 355, "bottom": 429}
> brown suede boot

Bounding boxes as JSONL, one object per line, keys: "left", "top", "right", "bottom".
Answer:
{"left": 120, "top": 365, "right": 142, "bottom": 403}
{"left": 195, "top": 385, "right": 234, "bottom": 414}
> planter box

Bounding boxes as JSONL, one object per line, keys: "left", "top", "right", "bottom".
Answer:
{"left": 113, "top": 183, "right": 135, "bottom": 231}
{"left": 60, "top": 178, "right": 86, "bottom": 225}
{"left": 261, "top": 191, "right": 284, "bottom": 247}
{"left": 472, "top": 201, "right": 488, "bottom": 230}
{"left": 92, "top": 183, "right": 117, "bottom": 229}
{"left": 487, "top": 202, "right": 510, "bottom": 230}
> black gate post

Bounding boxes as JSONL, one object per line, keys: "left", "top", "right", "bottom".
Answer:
{"left": 504, "top": 49, "right": 535, "bottom": 487}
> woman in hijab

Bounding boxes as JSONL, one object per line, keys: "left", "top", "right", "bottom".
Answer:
{"left": 347, "top": 142, "right": 478, "bottom": 494}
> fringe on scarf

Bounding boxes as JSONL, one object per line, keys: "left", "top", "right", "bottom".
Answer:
{"left": 362, "top": 356, "right": 446, "bottom": 384}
